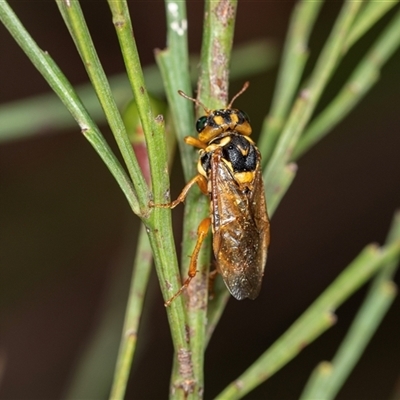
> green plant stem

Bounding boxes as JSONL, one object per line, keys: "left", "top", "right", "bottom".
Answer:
{"left": 0, "top": 0, "right": 139, "bottom": 215}
{"left": 143, "top": 118, "right": 193, "bottom": 399}
{"left": 205, "top": 275, "right": 229, "bottom": 344}
{"left": 108, "top": 0, "right": 193, "bottom": 374}
{"left": 155, "top": 2, "right": 202, "bottom": 398}
{"left": 109, "top": 98, "right": 177, "bottom": 399}
{"left": 376, "top": 211, "right": 400, "bottom": 283}
{"left": 156, "top": 0, "right": 196, "bottom": 181}
{"left": 300, "top": 212, "right": 400, "bottom": 400}
{"left": 196, "top": 0, "right": 238, "bottom": 311}
{"left": 159, "top": 0, "right": 239, "bottom": 393}
{"left": 258, "top": 0, "right": 323, "bottom": 163}
{"left": 344, "top": 1, "right": 399, "bottom": 52}
{"left": 58, "top": 0, "right": 192, "bottom": 393}
{"left": 63, "top": 231, "right": 141, "bottom": 400}
{"left": 216, "top": 237, "right": 400, "bottom": 400}
{"left": 260, "top": 1, "right": 397, "bottom": 165}
{"left": 107, "top": 3, "right": 199, "bottom": 397}
{"left": 110, "top": 225, "right": 153, "bottom": 400}
{"left": 197, "top": 0, "right": 237, "bottom": 109}
{"left": 300, "top": 282, "right": 396, "bottom": 400}
{"left": 188, "top": 0, "right": 239, "bottom": 389}
{"left": 264, "top": 0, "right": 362, "bottom": 206}
{"left": 107, "top": 1, "right": 164, "bottom": 201}
{"left": 293, "top": 7, "right": 400, "bottom": 160}
{"left": 157, "top": 0, "right": 219, "bottom": 396}
{"left": 56, "top": 0, "right": 149, "bottom": 214}
{"left": 266, "top": 162, "right": 297, "bottom": 217}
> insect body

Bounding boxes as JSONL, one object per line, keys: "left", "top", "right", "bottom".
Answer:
{"left": 158, "top": 82, "right": 270, "bottom": 306}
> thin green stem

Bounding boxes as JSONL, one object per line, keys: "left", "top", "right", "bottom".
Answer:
{"left": 159, "top": 0, "right": 239, "bottom": 394}
{"left": 110, "top": 225, "right": 153, "bottom": 400}
{"left": 376, "top": 211, "right": 400, "bottom": 283}
{"left": 156, "top": 0, "right": 195, "bottom": 181}
{"left": 205, "top": 276, "right": 229, "bottom": 345}
{"left": 154, "top": 1, "right": 201, "bottom": 398}
{"left": 109, "top": 96, "right": 177, "bottom": 400}
{"left": 107, "top": 1, "right": 165, "bottom": 203}
{"left": 186, "top": 0, "right": 239, "bottom": 391}
{"left": 300, "top": 211, "right": 400, "bottom": 400}
{"left": 56, "top": 0, "right": 149, "bottom": 214}
{"left": 260, "top": 1, "right": 397, "bottom": 165}
{"left": 258, "top": 0, "right": 324, "bottom": 163}
{"left": 157, "top": 0, "right": 219, "bottom": 396}
{"left": 264, "top": 1, "right": 362, "bottom": 206}
{"left": 143, "top": 117, "right": 193, "bottom": 399}
{"left": 293, "top": 7, "right": 400, "bottom": 160}
{"left": 0, "top": 0, "right": 139, "bottom": 215}
{"left": 344, "top": 1, "right": 399, "bottom": 52}
{"left": 216, "top": 238, "right": 400, "bottom": 400}
{"left": 197, "top": 0, "right": 237, "bottom": 109}
{"left": 266, "top": 162, "right": 297, "bottom": 217}
{"left": 106, "top": 7, "right": 195, "bottom": 397}
{"left": 300, "top": 283, "right": 396, "bottom": 400}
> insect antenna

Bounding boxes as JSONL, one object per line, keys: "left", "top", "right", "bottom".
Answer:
{"left": 227, "top": 81, "right": 250, "bottom": 109}
{"left": 178, "top": 90, "right": 211, "bottom": 114}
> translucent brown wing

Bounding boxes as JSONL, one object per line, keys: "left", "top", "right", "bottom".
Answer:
{"left": 210, "top": 147, "right": 270, "bottom": 300}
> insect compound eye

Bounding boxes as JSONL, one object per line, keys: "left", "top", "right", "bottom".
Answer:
{"left": 237, "top": 110, "right": 250, "bottom": 123}
{"left": 196, "top": 116, "right": 208, "bottom": 133}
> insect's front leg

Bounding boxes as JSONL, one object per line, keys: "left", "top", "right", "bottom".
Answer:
{"left": 207, "top": 268, "right": 219, "bottom": 300}
{"left": 149, "top": 174, "right": 208, "bottom": 209}
{"left": 184, "top": 135, "right": 207, "bottom": 149}
{"left": 165, "top": 216, "right": 211, "bottom": 307}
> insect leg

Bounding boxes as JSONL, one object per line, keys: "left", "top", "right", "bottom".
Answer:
{"left": 149, "top": 174, "right": 208, "bottom": 209}
{"left": 184, "top": 136, "right": 207, "bottom": 149}
{"left": 165, "top": 217, "right": 211, "bottom": 307}
{"left": 207, "top": 268, "right": 219, "bottom": 300}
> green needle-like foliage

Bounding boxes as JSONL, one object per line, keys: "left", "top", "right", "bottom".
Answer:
{"left": 1, "top": 0, "right": 400, "bottom": 399}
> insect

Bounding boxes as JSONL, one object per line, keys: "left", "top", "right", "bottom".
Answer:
{"left": 155, "top": 82, "right": 270, "bottom": 307}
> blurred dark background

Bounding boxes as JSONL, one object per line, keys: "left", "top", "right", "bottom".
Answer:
{"left": 1, "top": 1, "right": 400, "bottom": 399}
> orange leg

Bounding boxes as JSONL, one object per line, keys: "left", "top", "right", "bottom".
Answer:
{"left": 149, "top": 174, "right": 208, "bottom": 209}
{"left": 165, "top": 217, "right": 211, "bottom": 307}
{"left": 184, "top": 135, "right": 207, "bottom": 149}
{"left": 207, "top": 268, "right": 219, "bottom": 300}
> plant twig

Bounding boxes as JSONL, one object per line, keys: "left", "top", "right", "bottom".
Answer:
{"left": 344, "top": 1, "right": 399, "bottom": 52}
{"left": 216, "top": 237, "right": 400, "bottom": 400}
{"left": 258, "top": 0, "right": 324, "bottom": 163}
{"left": 158, "top": 0, "right": 239, "bottom": 394}
{"left": 110, "top": 225, "right": 153, "bottom": 400}
{"left": 197, "top": 0, "right": 237, "bottom": 109}
{"left": 189, "top": 0, "right": 239, "bottom": 389}
{"left": 0, "top": 0, "right": 139, "bottom": 215}
{"left": 107, "top": 2, "right": 197, "bottom": 397}
{"left": 155, "top": 1, "right": 202, "bottom": 398}
{"left": 300, "top": 283, "right": 396, "bottom": 400}
{"left": 56, "top": 0, "right": 150, "bottom": 213}
{"left": 300, "top": 211, "right": 400, "bottom": 400}
{"left": 156, "top": 1, "right": 196, "bottom": 180}
{"left": 263, "top": 1, "right": 362, "bottom": 208}
{"left": 293, "top": 7, "right": 400, "bottom": 160}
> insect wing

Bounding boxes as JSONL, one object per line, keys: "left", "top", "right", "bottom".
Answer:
{"left": 210, "top": 149, "right": 270, "bottom": 300}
